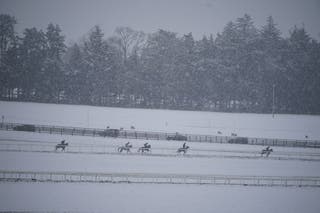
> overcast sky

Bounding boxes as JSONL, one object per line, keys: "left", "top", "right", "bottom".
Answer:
{"left": 1, "top": 0, "right": 319, "bottom": 43}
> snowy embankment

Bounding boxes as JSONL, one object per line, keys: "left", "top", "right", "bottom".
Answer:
{"left": 1, "top": 101, "right": 320, "bottom": 140}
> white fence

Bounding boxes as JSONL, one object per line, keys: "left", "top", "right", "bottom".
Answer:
{"left": 1, "top": 122, "right": 319, "bottom": 148}
{"left": 1, "top": 170, "right": 320, "bottom": 187}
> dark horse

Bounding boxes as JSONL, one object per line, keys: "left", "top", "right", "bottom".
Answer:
{"left": 177, "top": 146, "right": 189, "bottom": 154}
{"left": 118, "top": 144, "right": 132, "bottom": 153}
{"left": 55, "top": 142, "right": 69, "bottom": 151}
{"left": 138, "top": 144, "right": 151, "bottom": 153}
{"left": 261, "top": 146, "right": 273, "bottom": 157}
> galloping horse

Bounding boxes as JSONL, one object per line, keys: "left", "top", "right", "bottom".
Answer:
{"left": 138, "top": 144, "right": 151, "bottom": 153}
{"left": 118, "top": 144, "right": 132, "bottom": 153}
{"left": 55, "top": 142, "right": 68, "bottom": 151}
{"left": 261, "top": 146, "right": 273, "bottom": 157}
{"left": 177, "top": 146, "right": 189, "bottom": 154}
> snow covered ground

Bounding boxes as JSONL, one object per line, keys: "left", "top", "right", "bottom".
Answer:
{"left": 1, "top": 182, "right": 320, "bottom": 213}
{"left": 1, "top": 101, "right": 320, "bottom": 140}
{"left": 1, "top": 182, "right": 319, "bottom": 213}
{"left": 0, "top": 101, "right": 320, "bottom": 212}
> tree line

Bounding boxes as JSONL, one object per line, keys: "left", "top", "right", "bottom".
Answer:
{"left": 1, "top": 14, "right": 320, "bottom": 114}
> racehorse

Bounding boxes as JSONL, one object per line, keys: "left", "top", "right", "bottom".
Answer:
{"left": 138, "top": 145, "right": 151, "bottom": 153}
{"left": 118, "top": 144, "right": 132, "bottom": 153}
{"left": 261, "top": 147, "right": 273, "bottom": 157}
{"left": 55, "top": 142, "right": 68, "bottom": 151}
{"left": 177, "top": 146, "right": 189, "bottom": 154}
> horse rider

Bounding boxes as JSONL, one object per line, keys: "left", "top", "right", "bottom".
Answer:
{"left": 144, "top": 142, "right": 149, "bottom": 148}
{"left": 61, "top": 140, "right": 66, "bottom": 145}
{"left": 125, "top": 141, "right": 131, "bottom": 147}
{"left": 182, "top": 142, "right": 186, "bottom": 149}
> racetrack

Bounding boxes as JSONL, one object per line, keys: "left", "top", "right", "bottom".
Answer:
{"left": 1, "top": 137, "right": 320, "bottom": 162}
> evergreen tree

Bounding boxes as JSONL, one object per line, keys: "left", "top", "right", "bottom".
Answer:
{"left": 39, "top": 23, "right": 66, "bottom": 102}
{"left": 284, "top": 26, "right": 316, "bottom": 113}
{"left": 0, "top": 14, "right": 17, "bottom": 99}
{"left": 1, "top": 36, "right": 20, "bottom": 99}
{"left": 64, "top": 43, "right": 85, "bottom": 103}
{"left": 175, "top": 33, "right": 196, "bottom": 109}
{"left": 82, "top": 26, "right": 119, "bottom": 105}
{"left": 215, "top": 21, "right": 241, "bottom": 111}
{"left": 140, "top": 29, "right": 180, "bottom": 108}
{"left": 193, "top": 35, "right": 218, "bottom": 110}
{"left": 19, "top": 27, "right": 47, "bottom": 100}
{"left": 258, "top": 16, "right": 284, "bottom": 113}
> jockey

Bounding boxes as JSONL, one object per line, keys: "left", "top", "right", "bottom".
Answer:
{"left": 183, "top": 142, "right": 186, "bottom": 148}
{"left": 61, "top": 140, "right": 65, "bottom": 145}
{"left": 125, "top": 142, "right": 130, "bottom": 147}
{"left": 144, "top": 142, "right": 149, "bottom": 148}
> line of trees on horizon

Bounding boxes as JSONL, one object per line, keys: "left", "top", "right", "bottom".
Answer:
{"left": 0, "top": 14, "right": 320, "bottom": 114}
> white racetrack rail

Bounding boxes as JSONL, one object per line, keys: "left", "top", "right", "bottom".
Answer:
{"left": 1, "top": 170, "right": 319, "bottom": 187}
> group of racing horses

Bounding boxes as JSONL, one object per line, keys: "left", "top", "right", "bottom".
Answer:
{"left": 118, "top": 142, "right": 190, "bottom": 154}
{"left": 55, "top": 140, "right": 273, "bottom": 157}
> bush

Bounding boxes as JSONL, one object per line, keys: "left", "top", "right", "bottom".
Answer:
{"left": 13, "top": 124, "right": 36, "bottom": 132}
{"left": 228, "top": 137, "right": 248, "bottom": 144}
{"left": 98, "top": 129, "right": 120, "bottom": 137}
{"left": 167, "top": 134, "right": 187, "bottom": 141}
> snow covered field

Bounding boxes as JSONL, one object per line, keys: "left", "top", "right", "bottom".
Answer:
{"left": 2, "top": 182, "right": 320, "bottom": 213}
{"left": 0, "top": 101, "right": 320, "bottom": 212}
{"left": 1, "top": 101, "right": 320, "bottom": 140}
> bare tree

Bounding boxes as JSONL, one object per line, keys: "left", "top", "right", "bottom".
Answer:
{"left": 109, "top": 26, "right": 146, "bottom": 63}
